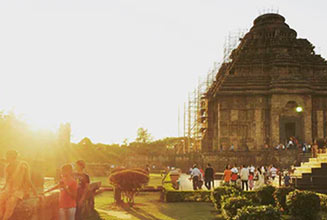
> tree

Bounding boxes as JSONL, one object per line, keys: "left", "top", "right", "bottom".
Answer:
{"left": 135, "top": 128, "right": 152, "bottom": 143}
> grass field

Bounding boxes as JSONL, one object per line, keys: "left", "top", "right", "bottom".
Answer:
{"left": 90, "top": 191, "right": 218, "bottom": 220}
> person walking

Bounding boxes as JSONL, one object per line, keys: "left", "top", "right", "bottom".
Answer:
{"left": 190, "top": 164, "right": 202, "bottom": 190}
{"left": 231, "top": 165, "right": 239, "bottom": 185}
{"left": 204, "top": 163, "right": 214, "bottom": 190}
{"left": 254, "top": 167, "right": 265, "bottom": 190}
{"left": 223, "top": 165, "right": 232, "bottom": 185}
{"left": 240, "top": 165, "right": 249, "bottom": 191}
{"left": 270, "top": 165, "right": 278, "bottom": 181}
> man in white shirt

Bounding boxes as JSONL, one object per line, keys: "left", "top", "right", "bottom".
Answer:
{"left": 240, "top": 165, "right": 249, "bottom": 191}
{"left": 190, "top": 164, "right": 202, "bottom": 190}
{"left": 270, "top": 165, "right": 278, "bottom": 180}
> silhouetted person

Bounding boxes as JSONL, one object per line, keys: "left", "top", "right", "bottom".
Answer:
{"left": 204, "top": 163, "right": 214, "bottom": 190}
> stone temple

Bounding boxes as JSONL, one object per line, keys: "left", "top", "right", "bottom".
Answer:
{"left": 201, "top": 13, "right": 327, "bottom": 152}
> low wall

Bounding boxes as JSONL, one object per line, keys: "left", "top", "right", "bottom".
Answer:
{"left": 175, "top": 149, "right": 301, "bottom": 172}
{"left": 10, "top": 191, "right": 59, "bottom": 220}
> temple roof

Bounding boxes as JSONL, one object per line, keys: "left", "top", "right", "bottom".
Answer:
{"left": 207, "top": 13, "right": 327, "bottom": 98}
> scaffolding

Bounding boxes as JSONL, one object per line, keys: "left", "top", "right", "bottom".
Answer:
{"left": 181, "top": 30, "right": 246, "bottom": 153}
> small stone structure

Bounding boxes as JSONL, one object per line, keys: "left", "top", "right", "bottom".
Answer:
{"left": 201, "top": 13, "right": 327, "bottom": 152}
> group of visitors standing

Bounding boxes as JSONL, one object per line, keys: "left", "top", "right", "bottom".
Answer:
{"left": 223, "top": 164, "right": 291, "bottom": 191}
{"left": 189, "top": 163, "right": 214, "bottom": 190}
{"left": 0, "top": 150, "right": 90, "bottom": 220}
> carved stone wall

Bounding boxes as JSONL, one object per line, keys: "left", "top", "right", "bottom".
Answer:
{"left": 211, "top": 95, "right": 268, "bottom": 151}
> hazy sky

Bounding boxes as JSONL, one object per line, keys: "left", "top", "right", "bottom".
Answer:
{"left": 0, "top": 0, "right": 326, "bottom": 144}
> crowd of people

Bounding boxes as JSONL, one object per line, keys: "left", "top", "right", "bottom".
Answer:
{"left": 0, "top": 150, "right": 90, "bottom": 220}
{"left": 271, "top": 137, "right": 327, "bottom": 159}
{"left": 188, "top": 162, "right": 292, "bottom": 191}
{"left": 223, "top": 164, "right": 291, "bottom": 191}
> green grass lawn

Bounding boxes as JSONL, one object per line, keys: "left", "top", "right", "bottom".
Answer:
{"left": 91, "top": 173, "right": 163, "bottom": 187}
{"left": 91, "top": 191, "right": 218, "bottom": 220}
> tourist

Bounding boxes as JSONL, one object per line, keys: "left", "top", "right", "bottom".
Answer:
{"left": 312, "top": 140, "right": 319, "bottom": 158}
{"left": 287, "top": 137, "right": 294, "bottom": 149}
{"left": 249, "top": 164, "right": 255, "bottom": 174}
{"left": 223, "top": 165, "right": 232, "bottom": 185}
{"left": 145, "top": 164, "right": 150, "bottom": 173}
{"left": 198, "top": 167, "right": 205, "bottom": 190}
{"left": 43, "top": 164, "right": 78, "bottom": 220}
{"left": 284, "top": 172, "right": 291, "bottom": 187}
{"left": 231, "top": 164, "right": 238, "bottom": 185}
{"left": 254, "top": 167, "right": 265, "bottom": 189}
{"left": 74, "top": 160, "right": 90, "bottom": 220}
{"left": 248, "top": 171, "right": 254, "bottom": 191}
{"left": 204, "top": 163, "right": 214, "bottom": 190}
{"left": 229, "top": 144, "right": 234, "bottom": 151}
{"left": 278, "top": 169, "right": 283, "bottom": 187}
{"left": 190, "top": 164, "right": 202, "bottom": 190}
{"left": 240, "top": 165, "right": 249, "bottom": 191}
{"left": 0, "top": 150, "right": 39, "bottom": 220}
{"left": 270, "top": 165, "right": 277, "bottom": 181}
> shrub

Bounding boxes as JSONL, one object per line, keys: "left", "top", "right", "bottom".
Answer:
{"left": 286, "top": 190, "right": 320, "bottom": 220}
{"left": 273, "top": 186, "right": 295, "bottom": 213}
{"left": 233, "top": 205, "right": 281, "bottom": 220}
{"left": 222, "top": 196, "right": 252, "bottom": 219}
{"left": 317, "top": 193, "right": 327, "bottom": 212}
{"left": 256, "top": 185, "right": 276, "bottom": 206}
{"left": 211, "top": 186, "right": 241, "bottom": 210}
{"left": 241, "top": 191, "right": 260, "bottom": 205}
{"left": 109, "top": 168, "right": 149, "bottom": 205}
{"left": 164, "top": 191, "right": 211, "bottom": 202}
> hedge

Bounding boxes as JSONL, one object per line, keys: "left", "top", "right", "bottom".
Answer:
{"left": 317, "top": 193, "right": 327, "bottom": 212}
{"left": 233, "top": 205, "right": 281, "bottom": 220}
{"left": 164, "top": 190, "right": 211, "bottom": 202}
{"left": 212, "top": 186, "right": 241, "bottom": 210}
{"left": 241, "top": 191, "right": 260, "bottom": 205}
{"left": 221, "top": 196, "right": 252, "bottom": 219}
{"left": 162, "top": 173, "right": 211, "bottom": 202}
{"left": 273, "top": 186, "right": 295, "bottom": 213}
{"left": 256, "top": 185, "right": 276, "bottom": 206}
{"left": 286, "top": 190, "right": 321, "bottom": 220}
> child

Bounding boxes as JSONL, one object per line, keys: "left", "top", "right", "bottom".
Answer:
{"left": 43, "top": 164, "right": 78, "bottom": 220}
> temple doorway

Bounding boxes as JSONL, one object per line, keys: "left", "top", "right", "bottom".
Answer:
{"left": 285, "top": 122, "right": 296, "bottom": 138}
{"left": 279, "top": 116, "right": 303, "bottom": 144}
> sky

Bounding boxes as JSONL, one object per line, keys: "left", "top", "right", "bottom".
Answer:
{"left": 0, "top": 0, "right": 327, "bottom": 144}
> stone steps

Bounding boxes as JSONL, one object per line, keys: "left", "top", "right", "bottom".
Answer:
{"left": 292, "top": 153, "right": 327, "bottom": 192}
{"left": 293, "top": 153, "right": 327, "bottom": 178}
